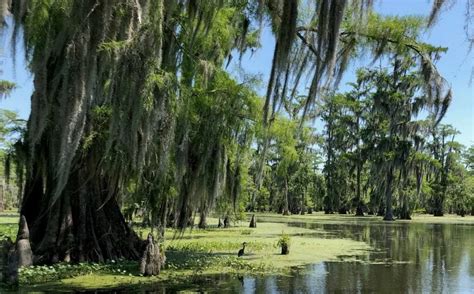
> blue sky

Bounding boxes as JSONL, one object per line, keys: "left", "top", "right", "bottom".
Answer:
{"left": 1, "top": 0, "right": 473, "bottom": 146}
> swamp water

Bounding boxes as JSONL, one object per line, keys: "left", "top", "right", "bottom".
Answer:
{"left": 15, "top": 218, "right": 474, "bottom": 293}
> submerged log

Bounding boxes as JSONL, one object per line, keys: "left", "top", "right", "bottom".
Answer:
{"left": 249, "top": 214, "right": 256, "bottom": 228}
{"left": 139, "top": 233, "right": 165, "bottom": 276}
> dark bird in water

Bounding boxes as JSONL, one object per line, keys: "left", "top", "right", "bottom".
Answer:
{"left": 237, "top": 242, "right": 247, "bottom": 257}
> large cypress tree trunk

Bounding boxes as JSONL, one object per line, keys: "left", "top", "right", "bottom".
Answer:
{"left": 282, "top": 177, "right": 290, "bottom": 215}
{"left": 432, "top": 174, "right": 447, "bottom": 217}
{"left": 383, "top": 166, "right": 395, "bottom": 221}
{"left": 21, "top": 148, "right": 143, "bottom": 264}
{"left": 10, "top": 0, "right": 166, "bottom": 264}
{"left": 398, "top": 188, "right": 411, "bottom": 220}
{"left": 0, "top": 183, "right": 4, "bottom": 212}
{"left": 198, "top": 209, "right": 207, "bottom": 229}
{"left": 355, "top": 164, "right": 364, "bottom": 216}
{"left": 432, "top": 197, "right": 444, "bottom": 216}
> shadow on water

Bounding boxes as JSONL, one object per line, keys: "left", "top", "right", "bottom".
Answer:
{"left": 10, "top": 219, "right": 474, "bottom": 293}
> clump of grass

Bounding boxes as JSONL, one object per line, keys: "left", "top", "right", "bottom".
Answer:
{"left": 277, "top": 232, "right": 291, "bottom": 255}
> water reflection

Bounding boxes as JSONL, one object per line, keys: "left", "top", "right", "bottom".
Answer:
{"left": 291, "top": 221, "right": 474, "bottom": 293}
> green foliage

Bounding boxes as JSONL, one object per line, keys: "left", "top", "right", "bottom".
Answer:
{"left": 0, "top": 80, "right": 16, "bottom": 98}
{"left": 97, "top": 40, "right": 127, "bottom": 53}
{"left": 82, "top": 106, "right": 112, "bottom": 151}
{"left": 0, "top": 223, "right": 17, "bottom": 241}
{"left": 0, "top": 109, "right": 25, "bottom": 150}
{"left": 24, "top": 0, "right": 73, "bottom": 59}
{"left": 0, "top": 110, "right": 26, "bottom": 211}
{"left": 464, "top": 145, "right": 474, "bottom": 175}
{"left": 276, "top": 232, "right": 291, "bottom": 249}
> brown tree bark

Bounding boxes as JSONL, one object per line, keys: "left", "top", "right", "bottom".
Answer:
{"left": 21, "top": 151, "right": 143, "bottom": 264}
{"left": 249, "top": 214, "right": 256, "bottom": 228}
{"left": 218, "top": 218, "right": 223, "bottom": 228}
{"left": 282, "top": 177, "right": 290, "bottom": 216}
{"left": 223, "top": 216, "right": 230, "bottom": 228}
{"left": 0, "top": 183, "right": 4, "bottom": 212}
{"left": 15, "top": 216, "right": 33, "bottom": 267}
{"left": 383, "top": 166, "right": 395, "bottom": 221}
{"left": 398, "top": 190, "right": 411, "bottom": 220}
{"left": 198, "top": 209, "right": 207, "bottom": 229}
{"left": 139, "top": 233, "right": 165, "bottom": 276}
{"left": 355, "top": 164, "right": 364, "bottom": 216}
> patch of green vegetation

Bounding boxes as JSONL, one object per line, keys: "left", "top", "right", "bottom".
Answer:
{"left": 140, "top": 219, "right": 369, "bottom": 274}
{"left": 0, "top": 224, "right": 17, "bottom": 241}
{"left": 0, "top": 212, "right": 19, "bottom": 241}
{"left": 15, "top": 217, "right": 370, "bottom": 291}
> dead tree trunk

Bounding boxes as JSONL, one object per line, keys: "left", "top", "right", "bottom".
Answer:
{"left": 282, "top": 177, "right": 290, "bottom": 216}
{"left": 198, "top": 211, "right": 207, "bottom": 229}
{"left": 383, "top": 166, "right": 395, "bottom": 221}
{"left": 217, "top": 218, "right": 223, "bottom": 228}
{"left": 281, "top": 244, "right": 289, "bottom": 255}
{"left": 0, "top": 183, "right": 4, "bottom": 212}
{"left": 249, "top": 214, "right": 256, "bottom": 228}
{"left": 355, "top": 164, "right": 364, "bottom": 216}
{"left": 15, "top": 216, "right": 33, "bottom": 267}
{"left": 139, "top": 233, "right": 165, "bottom": 276}
{"left": 223, "top": 216, "right": 230, "bottom": 228}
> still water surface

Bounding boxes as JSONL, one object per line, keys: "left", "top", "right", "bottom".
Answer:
{"left": 24, "top": 218, "right": 474, "bottom": 293}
